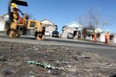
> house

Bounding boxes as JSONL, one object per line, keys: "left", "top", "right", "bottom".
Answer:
{"left": 62, "top": 21, "right": 83, "bottom": 38}
{"left": 0, "top": 13, "right": 9, "bottom": 31}
{"left": 96, "top": 32, "right": 105, "bottom": 42}
{"left": 112, "top": 34, "right": 116, "bottom": 43}
{"left": 62, "top": 27, "right": 76, "bottom": 38}
{"left": 95, "top": 32, "right": 116, "bottom": 43}
{"left": 85, "top": 27, "right": 103, "bottom": 40}
{"left": 110, "top": 33, "right": 116, "bottom": 43}
{"left": 2, "top": 13, "right": 9, "bottom": 21}
{"left": 93, "top": 28, "right": 116, "bottom": 43}
{"left": 41, "top": 19, "right": 57, "bottom": 36}
{"left": 0, "top": 16, "right": 6, "bottom": 31}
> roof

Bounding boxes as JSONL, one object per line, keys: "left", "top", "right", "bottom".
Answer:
{"left": 0, "top": 17, "right": 5, "bottom": 22}
{"left": 95, "top": 27, "right": 103, "bottom": 33}
{"left": 63, "top": 26, "right": 77, "bottom": 31}
{"left": 1, "top": 13, "right": 8, "bottom": 17}
{"left": 1, "top": 13, "right": 9, "bottom": 21}
{"left": 41, "top": 19, "right": 57, "bottom": 28}
{"left": 66, "top": 21, "right": 83, "bottom": 28}
{"left": 63, "top": 21, "right": 83, "bottom": 31}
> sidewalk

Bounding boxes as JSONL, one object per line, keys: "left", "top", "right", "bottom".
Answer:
{"left": 77, "top": 39, "right": 116, "bottom": 47}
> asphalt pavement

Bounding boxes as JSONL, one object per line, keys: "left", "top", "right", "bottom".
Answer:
{"left": 0, "top": 34, "right": 116, "bottom": 49}
{"left": 0, "top": 34, "right": 116, "bottom": 61}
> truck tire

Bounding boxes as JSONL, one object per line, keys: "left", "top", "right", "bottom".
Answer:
{"left": 35, "top": 31, "right": 44, "bottom": 40}
{"left": 7, "top": 28, "right": 20, "bottom": 38}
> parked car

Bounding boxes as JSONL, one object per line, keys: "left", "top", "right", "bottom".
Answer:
{"left": 45, "top": 31, "right": 50, "bottom": 36}
{"left": 52, "top": 31, "right": 59, "bottom": 37}
{"left": 67, "top": 33, "right": 74, "bottom": 39}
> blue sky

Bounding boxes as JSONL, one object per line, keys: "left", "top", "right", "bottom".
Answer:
{"left": 0, "top": 0, "right": 116, "bottom": 33}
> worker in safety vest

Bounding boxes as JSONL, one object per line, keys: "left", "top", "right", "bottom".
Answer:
{"left": 10, "top": 3, "right": 24, "bottom": 29}
{"left": 105, "top": 30, "right": 110, "bottom": 44}
{"left": 93, "top": 30, "right": 97, "bottom": 42}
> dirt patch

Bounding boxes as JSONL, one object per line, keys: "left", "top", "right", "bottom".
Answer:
{"left": 0, "top": 41, "right": 116, "bottom": 77}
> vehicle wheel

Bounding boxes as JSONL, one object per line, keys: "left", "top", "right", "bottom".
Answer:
{"left": 7, "top": 28, "right": 20, "bottom": 38}
{"left": 35, "top": 32, "right": 43, "bottom": 40}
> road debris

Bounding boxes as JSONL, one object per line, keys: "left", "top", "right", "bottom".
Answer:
{"left": 27, "top": 61, "right": 58, "bottom": 70}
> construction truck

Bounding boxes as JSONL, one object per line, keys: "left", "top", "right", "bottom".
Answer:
{"left": 6, "top": 0, "right": 45, "bottom": 40}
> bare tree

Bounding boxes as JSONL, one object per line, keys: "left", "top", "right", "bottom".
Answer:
{"left": 88, "top": 9, "right": 102, "bottom": 28}
{"left": 77, "top": 8, "right": 108, "bottom": 28}
{"left": 76, "top": 8, "right": 109, "bottom": 39}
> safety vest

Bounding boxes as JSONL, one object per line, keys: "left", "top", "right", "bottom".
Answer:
{"left": 105, "top": 33, "right": 110, "bottom": 39}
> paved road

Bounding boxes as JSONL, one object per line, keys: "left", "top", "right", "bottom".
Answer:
{"left": 0, "top": 34, "right": 116, "bottom": 60}
{"left": 0, "top": 34, "right": 115, "bottom": 48}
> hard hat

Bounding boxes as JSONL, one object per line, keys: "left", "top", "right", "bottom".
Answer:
{"left": 11, "top": 3, "right": 17, "bottom": 8}
{"left": 94, "top": 30, "right": 97, "bottom": 33}
{"left": 107, "top": 30, "right": 110, "bottom": 32}
{"left": 106, "top": 30, "right": 110, "bottom": 33}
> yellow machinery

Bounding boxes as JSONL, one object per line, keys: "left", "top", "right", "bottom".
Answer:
{"left": 7, "top": 0, "right": 45, "bottom": 40}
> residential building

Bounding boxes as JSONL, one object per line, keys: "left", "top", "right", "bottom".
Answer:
{"left": 62, "top": 27, "right": 76, "bottom": 38}
{"left": 41, "top": 19, "right": 57, "bottom": 36}
{"left": 0, "top": 13, "right": 9, "bottom": 31}
{"left": 62, "top": 21, "right": 83, "bottom": 38}
{"left": 96, "top": 32, "right": 116, "bottom": 43}
{"left": 97, "top": 32, "right": 105, "bottom": 42}
{"left": 0, "top": 16, "right": 6, "bottom": 31}
{"left": 85, "top": 27, "right": 103, "bottom": 40}
{"left": 110, "top": 33, "right": 116, "bottom": 43}
{"left": 2, "top": 13, "right": 9, "bottom": 21}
